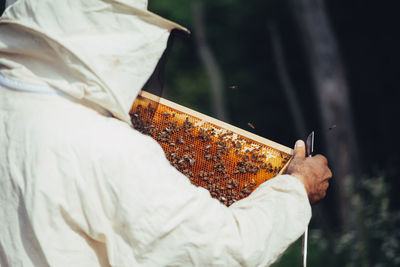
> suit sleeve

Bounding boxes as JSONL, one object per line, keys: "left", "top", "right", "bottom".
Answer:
{"left": 84, "top": 122, "right": 311, "bottom": 266}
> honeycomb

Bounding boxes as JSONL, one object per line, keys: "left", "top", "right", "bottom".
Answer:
{"left": 130, "top": 91, "right": 293, "bottom": 206}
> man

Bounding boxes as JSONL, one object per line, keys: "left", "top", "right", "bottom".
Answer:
{"left": 0, "top": 0, "right": 332, "bottom": 266}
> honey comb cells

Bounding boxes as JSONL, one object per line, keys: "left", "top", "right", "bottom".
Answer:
{"left": 129, "top": 91, "right": 293, "bottom": 206}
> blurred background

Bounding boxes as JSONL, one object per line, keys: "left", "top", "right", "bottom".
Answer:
{"left": 1, "top": 0, "right": 399, "bottom": 266}
{"left": 146, "top": 1, "right": 400, "bottom": 265}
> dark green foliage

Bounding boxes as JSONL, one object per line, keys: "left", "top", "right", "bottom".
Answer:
{"left": 273, "top": 175, "right": 400, "bottom": 267}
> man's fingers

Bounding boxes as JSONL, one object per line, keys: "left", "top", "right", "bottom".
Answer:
{"left": 322, "top": 180, "right": 329, "bottom": 191}
{"left": 314, "top": 154, "right": 328, "bottom": 165}
{"left": 293, "top": 140, "right": 306, "bottom": 159}
{"left": 325, "top": 168, "right": 333, "bottom": 180}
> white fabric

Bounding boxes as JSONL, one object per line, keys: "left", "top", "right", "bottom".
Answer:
{"left": 0, "top": 1, "right": 311, "bottom": 266}
{"left": 5, "top": 0, "right": 19, "bottom": 8}
{"left": 0, "top": 72, "right": 67, "bottom": 95}
{"left": 0, "top": 0, "right": 188, "bottom": 124}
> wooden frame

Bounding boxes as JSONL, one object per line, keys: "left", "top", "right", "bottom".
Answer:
{"left": 139, "top": 90, "right": 294, "bottom": 156}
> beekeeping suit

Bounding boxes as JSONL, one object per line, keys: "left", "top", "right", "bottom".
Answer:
{"left": 0, "top": 1, "right": 311, "bottom": 266}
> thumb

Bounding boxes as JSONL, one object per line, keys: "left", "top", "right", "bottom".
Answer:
{"left": 293, "top": 140, "right": 306, "bottom": 159}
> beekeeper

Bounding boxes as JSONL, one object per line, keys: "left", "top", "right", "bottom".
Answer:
{"left": 0, "top": 0, "right": 332, "bottom": 266}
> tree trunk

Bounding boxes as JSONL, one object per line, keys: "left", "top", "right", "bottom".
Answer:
{"left": 288, "top": 0, "right": 360, "bottom": 232}
{"left": 268, "top": 21, "right": 308, "bottom": 139}
{"left": 192, "top": 1, "right": 229, "bottom": 122}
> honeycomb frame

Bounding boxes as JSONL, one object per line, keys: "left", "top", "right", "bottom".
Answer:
{"left": 130, "top": 91, "right": 294, "bottom": 206}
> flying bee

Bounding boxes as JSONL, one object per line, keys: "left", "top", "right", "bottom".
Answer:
{"left": 247, "top": 122, "right": 255, "bottom": 129}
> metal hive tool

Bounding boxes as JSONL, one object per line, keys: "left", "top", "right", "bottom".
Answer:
{"left": 130, "top": 91, "right": 294, "bottom": 206}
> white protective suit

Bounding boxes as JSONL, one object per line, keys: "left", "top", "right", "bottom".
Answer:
{"left": 0, "top": 1, "right": 311, "bottom": 266}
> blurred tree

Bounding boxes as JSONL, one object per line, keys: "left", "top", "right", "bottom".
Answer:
{"left": 287, "top": 0, "right": 360, "bottom": 232}
{"left": 192, "top": 0, "right": 229, "bottom": 122}
{"left": 268, "top": 20, "right": 307, "bottom": 139}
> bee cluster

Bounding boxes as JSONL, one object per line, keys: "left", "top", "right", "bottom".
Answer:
{"left": 130, "top": 99, "right": 290, "bottom": 206}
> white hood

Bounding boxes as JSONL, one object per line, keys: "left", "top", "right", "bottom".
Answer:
{"left": 0, "top": 0, "right": 188, "bottom": 124}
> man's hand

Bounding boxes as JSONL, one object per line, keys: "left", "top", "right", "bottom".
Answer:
{"left": 286, "top": 140, "right": 332, "bottom": 204}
